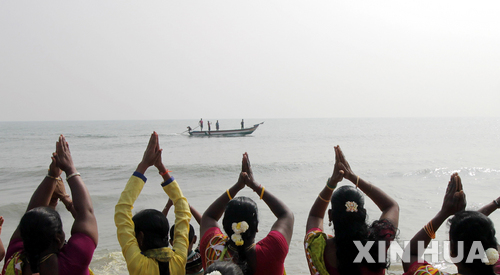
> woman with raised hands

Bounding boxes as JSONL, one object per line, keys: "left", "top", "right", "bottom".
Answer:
{"left": 305, "top": 145, "right": 399, "bottom": 275}
{"left": 200, "top": 152, "right": 294, "bottom": 275}
{"left": 2, "top": 135, "right": 98, "bottom": 275}
{"left": 403, "top": 173, "right": 500, "bottom": 275}
{"left": 115, "top": 132, "right": 191, "bottom": 275}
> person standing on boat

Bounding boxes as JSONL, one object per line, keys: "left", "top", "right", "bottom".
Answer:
{"left": 208, "top": 121, "right": 211, "bottom": 132}
{"left": 216, "top": 120, "right": 220, "bottom": 131}
{"left": 199, "top": 118, "right": 203, "bottom": 131}
{"left": 241, "top": 119, "right": 244, "bottom": 129}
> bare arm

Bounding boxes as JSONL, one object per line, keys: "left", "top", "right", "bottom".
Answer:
{"left": 337, "top": 146, "right": 399, "bottom": 228}
{"left": 0, "top": 217, "right": 5, "bottom": 261}
{"left": 163, "top": 199, "right": 202, "bottom": 225}
{"left": 54, "top": 135, "right": 98, "bottom": 246}
{"left": 11, "top": 157, "right": 61, "bottom": 241}
{"left": 402, "top": 173, "right": 466, "bottom": 272}
{"left": 200, "top": 178, "right": 245, "bottom": 238}
{"left": 243, "top": 153, "right": 294, "bottom": 245}
{"left": 306, "top": 145, "right": 343, "bottom": 232}
{"left": 478, "top": 197, "right": 500, "bottom": 216}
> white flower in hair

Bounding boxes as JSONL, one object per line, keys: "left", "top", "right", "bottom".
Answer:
{"left": 345, "top": 201, "right": 358, "bottom": 212}
{"left": 206, "top": 271, "right": 222, "bottom": 275}
{"left": 231, "top": 221, "right": 249, "bottom": 246}
{"left": 484, "top": 248, "right": 499, "bottom": 265}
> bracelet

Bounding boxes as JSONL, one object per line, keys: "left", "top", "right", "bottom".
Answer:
{"left": 260, "top": 187, "right": 265, "bottom": 200}
{"left": 46, "top": 174, "right": 62, "bottom": 181}
{"left": 423, "top": 221, "right": 436, "bottom": 239}
{"left": 355, "top": 176, "right": 360, "bottom": 189}
{"left": 226, "top": 189, "right": 233, "bottom": 200}
{"left": 326, "top": 177, "right": 335, "bottom": 190}
{"left": 160, "top": 170, "right": 172, "bottom": 176}
{"left": 66, "top": 172, "right": 81, "bottom": 181}
{"left": 318, "top": 194, "right": 330, "bottom": 203}
{"left": 494, "top": 199, "right": 500, "bottom": 208}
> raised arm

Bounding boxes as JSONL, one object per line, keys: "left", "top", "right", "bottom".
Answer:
{"left": 0, "top": 217, "right": 5, "bottom": 261}
{"left": 154, "top": 135, "right": 191, "bottom": 269}
{"left": 478, "top": 196, "right": 500, "bottom": 216}
{"left": 337, "top": 146, "right": 399, "bottom": 228}
{"left": 243, "top": 153, "right": 294, "bottom": 245}
{"left": 200, "top": 154, "right": 248, "bottom": 238}
{"left": 306, "top": 146, "right": 343, "bottom": 232}
{"left": 10, "top": 156, "right": 61, "bottom": 240}
{"left": 201, "top": 175, "right": 246, "bottom": 238}
{"left": 402, "top": 173, "right": 466, "bottom": 272}
{"left": 115, "top": 132, "right": 164, "bottom": 274}
{"left": 163, "top": 199, "right": 202, "bottom": 225}
{"left": 54, "top": 135, "right": 98, "bottom": 246}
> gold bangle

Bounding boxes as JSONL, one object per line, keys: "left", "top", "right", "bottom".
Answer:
{"left": 260, "top": 187, "right": 265, "bottom": 200}
{"left": 424, "top": 222, "right": 435, "bottom": 239}
{"left": 318, "top": 194, "right": 330, "bottom": 203}
{"left": 226, "top": 189, "right": 233, "bottom": 200}
{"left": 46, "top": 174, "right": 62, "bottom": 181}
{"left": 356, "top": 176, "right": 360, "bottom": 189}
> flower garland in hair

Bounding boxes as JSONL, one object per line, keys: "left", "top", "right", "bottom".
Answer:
{"left": 483, "top": 248, "right": 499, "bottom": 265}
{"left": 206, "top": 271, "right": 222, "bottom": 275}
{"left": 231, "top": 221, "right": 249, "bottom": 246}
{"left": 345, "top": 201, "right": 358, "bottom": 212}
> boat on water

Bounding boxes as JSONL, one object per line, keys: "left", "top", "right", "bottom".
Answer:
{"left": 187, "top": 122, "right": 263, "bottom": 137}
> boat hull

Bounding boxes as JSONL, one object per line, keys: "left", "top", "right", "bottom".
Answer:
{"left": 188, "top": 124, "right": 260, "bottom": 136}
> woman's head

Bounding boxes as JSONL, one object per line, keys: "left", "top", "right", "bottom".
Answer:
{"left": 329, "top": 185, "right": 390, "bottom": 275}
{"left": 222, "top": 197, "right": 258, "bottom": 275}
{"left": 19, "top": 207, "right": 65, "bottom": 273}
{"left": 206, "top": 261, "right": 244, "bottom": 275}
{"left": 449, "top": 211, "right": 498, "bottom": 272}
{"left": 133, "top": 209, "right": 170, "bottom": 251}
{"left": 329, "top": 185, "right": 367, "bottom": 231}
{"left": 222, "top": 197, "right": 258, "bottom": 247}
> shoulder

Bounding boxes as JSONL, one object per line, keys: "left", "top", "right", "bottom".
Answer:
{"left": 256, "top": 231, "right": 289, "bottom": 260}
{"left": 59, "top": 233, "right": 96, "bottom": 267}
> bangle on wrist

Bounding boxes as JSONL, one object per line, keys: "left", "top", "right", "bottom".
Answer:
{"left": 160, "top": 170, "right": 172, "bottom": 176}
{"left": 46, "top": 174, "right": 62, "bottom": 181}
{"left": 326, "top": 177, "right": 336, "bottom": 190}
{"left": 260, "top": 186, "right": 265, "bottom": 200}
{"left": 226, "top": 189, "right": 233, "bottom": 200}
{"left": 66, "top": 172, "right": 81, "bottom": 181}
{"left": 494, "top": 199, "right": 500, "bottom": 208}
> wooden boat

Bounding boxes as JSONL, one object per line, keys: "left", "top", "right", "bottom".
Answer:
{"left": 188, "top": 122, "right": 263, "bottom": 136}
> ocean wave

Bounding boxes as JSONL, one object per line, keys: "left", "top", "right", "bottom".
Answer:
{"left": 403, "top": 167, "right": 500, "bottom": 178}
{"left": 90, "top": 251, "right": 127, "bottom": 275}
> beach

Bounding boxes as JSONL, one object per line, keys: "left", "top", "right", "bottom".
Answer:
{"left": 0, "top": 118, "right": 499, "bottom": 274}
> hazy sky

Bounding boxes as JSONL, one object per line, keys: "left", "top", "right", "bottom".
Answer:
{"left": 1, "top": 1, "right": 499, "bottom": 121}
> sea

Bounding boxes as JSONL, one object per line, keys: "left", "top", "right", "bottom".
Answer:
{"left": 0, "top": 118, "right": 499, "bottom": 274}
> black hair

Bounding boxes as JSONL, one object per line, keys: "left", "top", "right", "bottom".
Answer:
{"left": 133, "top": 209, "right": 170, "bottom": 275}
{"left": 206, "top": 261, "right": 244, "bottom": 275}
{"left": 19, "top": 207, "right": 63, "bottom": 273}
{"left": 169, "top": 223, "right": 195, "bottom": 244}
{"left": 222, "top": 197, "right": 258, "bottom": 275}
{"left": 449, "top": 211, "right": 498, "bottom": 275}
{"left": 330, "top": 185, "right": 394, "bottom": 275}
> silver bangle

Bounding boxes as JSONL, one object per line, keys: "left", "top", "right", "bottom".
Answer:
{"left": 66, "top": 172, "right": 81, "bottom": 181}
